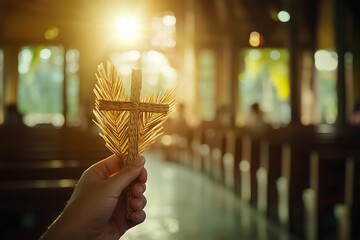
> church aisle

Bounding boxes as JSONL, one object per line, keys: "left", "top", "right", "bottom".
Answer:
{"left": 123, "top": 150, "right": 300, "bottom": 240}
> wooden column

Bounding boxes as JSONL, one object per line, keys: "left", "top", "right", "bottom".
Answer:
{"left": 0, "top": 49, "right": 4, "bottom": 124}
{"left": 351, "top": 4, "right": 360, "bottom": 111}
{"left": 4, "top": 45, "right": 19, "bottom": 107}
{"left": 334, "top": 0, "right": 346, "bottom": 126}
{"left": 182, "top": 0, "right": 197, "bottom": 117}
{"left": 62, "top": 46, "right": 68, "bottom": 126}
{"left": 287, "top": 0, "right": 301, "bottom": 125}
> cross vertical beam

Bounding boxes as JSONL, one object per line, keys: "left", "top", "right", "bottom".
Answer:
{"left": 127, "top": 70, "right": 142, "bottom": 165}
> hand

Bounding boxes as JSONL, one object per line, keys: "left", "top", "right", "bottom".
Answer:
{"left": 41, "top": 155, "right": 147, "bottom": 240}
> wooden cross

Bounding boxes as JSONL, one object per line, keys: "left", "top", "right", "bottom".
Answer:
{"left": 98, "top": 69, "right": 169, "bottom": 165}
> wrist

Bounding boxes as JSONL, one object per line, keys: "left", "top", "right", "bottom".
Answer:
{"left": 40, "top": 211, "right": 84, "bottom": 240}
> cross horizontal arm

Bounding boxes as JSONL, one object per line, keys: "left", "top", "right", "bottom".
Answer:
{"left": 98, "top": 100, "right": 169, "bottom": 113}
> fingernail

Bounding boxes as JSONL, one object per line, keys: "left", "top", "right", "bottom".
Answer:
{"left": 133, "top": 156, "right": 145, "bottom": 167}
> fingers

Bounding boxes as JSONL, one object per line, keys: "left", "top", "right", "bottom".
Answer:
{"left": 87, "top": 155, "right": 147, "bottom": 182}
{"left": 106, "top": 156, "right": 146, "bottom": 196}
{"left": 131, "top": 182, "right": 146, "bottom": 198}
{"left": 128, "top": 168, "right": 147, "bottom": 225}
{"left": 137, "top": 168, "right": 148, "bottom": 184}
{"left": 86, "top": 154, "right": 123, "bottom": 180}
{"left": 129, "top": 210, "right": 146, "bottom": 224}
{"left": 128, "top": 178, "right": 147, "bottom": 225}
{"left": 128, "top": 170, "right": 147, "bottom": 225}
{"left": 130, "top": 195, "right": 147, "bottom": 211}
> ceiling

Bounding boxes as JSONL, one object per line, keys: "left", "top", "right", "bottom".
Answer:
{"left": 0, "top": 0, "right": 358, "bottom": 48}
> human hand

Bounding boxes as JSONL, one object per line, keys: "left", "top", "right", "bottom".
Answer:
{"left": 41, "top": 155, "right": 147, "bottom": 240}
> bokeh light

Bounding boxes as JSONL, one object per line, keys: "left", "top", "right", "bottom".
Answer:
{"left": 162, "top": 12, "right": 176, "bottom": 26}
{"left": 314, "top": 50, "right": 338, "bottom": 71}
{"left": 40, "top": 48, "right": 51, "bottom": 61}
{"left": 249, "top": 31, "right": 265, "bottom": 47}
{"left": 270, "top": 50, "right": 281, "bottom": 61}
{"left": 278, "top": 11, "right": 290, "bottom": 22}
{"left": 44, "top": 26, "right": 59, "bottom": 40}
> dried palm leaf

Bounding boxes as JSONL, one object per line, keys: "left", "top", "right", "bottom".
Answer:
{"left": 93, "top": 61, "right": 176, "bottom": 164}
{"left": 93, "top": 61, "right": 176, "bottom": 216}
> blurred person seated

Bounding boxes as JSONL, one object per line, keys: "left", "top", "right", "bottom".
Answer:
{"left": 214, "top": 105, "right": 232, "bottom": 128}
{"left": 350, "top": 102, "right": 360, "bottom": 126}
{"left": 3, "top": 104, "right": 25, "bottom": 126}
{"left": 245, "top": 102, "right": 268, "bottom": 130}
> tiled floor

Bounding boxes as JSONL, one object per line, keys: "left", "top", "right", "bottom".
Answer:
{"left": 123, "top": 150, "right": 301, "bottom": 240}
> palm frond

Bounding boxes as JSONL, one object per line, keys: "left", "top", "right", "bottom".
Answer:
{"left": 93, "top": 61, "right": 176, "bottom": 163}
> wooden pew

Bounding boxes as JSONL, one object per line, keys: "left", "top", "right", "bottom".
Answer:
{"left": 255, "top": 140, "right": 270, "bottom": 213}
{"left": 183, "top": 123, "right": 360, "bottom": 240}
{"left": 265, "top": 127, "right": 314, "bottom": 236}
{"left": 248, "top": 135, "right": 261, "bottom": 207}
{"left": 222, "top": 130, "right": 237, "bottom": 191}
{"left": 0, "top": 127, "right": 62, "bottom": 161}
{"left": 0, "top": 179, "right": 76, "bottom": 212}
{"left": 0, "top": 125, "right": 111, "bottom": 240}
{"left": 190, "top": 127, "right": 204, "bottom": 171}
{"left": 333, "top": 157, "right": 357, "bottom": 240}
{"left": 0, "top": 159, "right": 96, "bottom": 181}
{"left": 201, "top": 128, "right": 215, "bottom": 176}
{"left": 0, "top": 179, "right": 76, "bottom": 240}
{"left": 0, "top": 157, "right": 100, "bottom": 239}
{"left": 216, "top": 128, "right": 229, "bottom": 184}
{"left": 209, "top": 128, "right": 226, "bottom": 183}
{"left": 283, "top": 143, "right": 311, "bottom": 236}
{"left": 221, "top": 129, "right": 260, "bottom": 199}
{"left": 192, "top": 126, "right": 223, "bottom": 177}
{"left": 194, "top": 126, "right": 222, "bottom": 180}
{"left": 0, "top": 126, "right": 109, "bottom": 162}
{"left": 351, "top": 156, "right": 360, "bottom": 240}
{"left": 233, "top": 132, "right": 249, "bottom": 197}
{"left": 303, "top": 149, "right": 360, "bottom": 240}
{"left": 232, "top": 126, "right": 313, "bottom": 236}
{"left": 266, "top": 141, "right": 283, "bottom": 221}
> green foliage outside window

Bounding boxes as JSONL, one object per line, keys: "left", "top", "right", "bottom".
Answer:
{"left": 18, "top": 45, "right": 79, "bottom": 126}
{"left": 237, "top": 48, "right": 290, "bottom": 127}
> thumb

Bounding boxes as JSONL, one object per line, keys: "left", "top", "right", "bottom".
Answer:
{"left": 106, "top": 156, "right": 145, "bottom": 195}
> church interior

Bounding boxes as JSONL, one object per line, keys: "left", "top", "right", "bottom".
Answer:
{"left": 0, "top": 0, "right": 360, "bottom": 239}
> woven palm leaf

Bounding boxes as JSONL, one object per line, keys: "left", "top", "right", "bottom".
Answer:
{"left": 93, "top": 61, "right": 176, "bottom": 167}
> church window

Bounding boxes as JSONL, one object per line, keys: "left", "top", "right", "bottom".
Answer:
{"left": 237, "top": 48, "right": 290, "bottom": 127}
{"left": 150, "top": 12, "right": 177, "bottom": 50}
{"left": 313, "top": 50, "right": 338, "bottom": 124}
{"left": 65, "top": 49, "right": 80, "bottom": 126}
{"left": 110, "top": 50, "right": 177, "bottom": 98}
{"left": 198, "top": 49, "right": 216, "bottom": 121}
{"left": 17, "top": 45, "right": 80, "bottom": 127}
{"left": 109, "top": 11, "right": 177, "bottom": 99}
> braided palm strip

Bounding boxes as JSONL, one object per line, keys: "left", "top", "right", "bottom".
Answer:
{"left": 93, "top": 62, "right": 176, "bottom": 217}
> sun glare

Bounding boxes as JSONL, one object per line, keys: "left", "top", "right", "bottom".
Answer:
{"left": 114, "top": 16, "right": 140, "bottom": 43}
